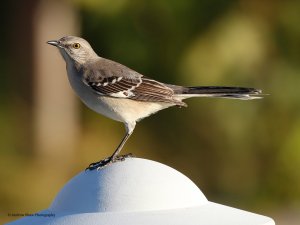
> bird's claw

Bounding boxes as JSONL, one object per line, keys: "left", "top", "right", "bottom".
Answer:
{"left": 86, "top": 153, "right": 135, "bottom": 171}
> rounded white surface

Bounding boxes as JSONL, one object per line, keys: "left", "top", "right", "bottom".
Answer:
{"left": 7, "top": 158, "right": 275, "bottom": 225}
{"left": 49, "top": 158, "right": 207, "bottom": 213}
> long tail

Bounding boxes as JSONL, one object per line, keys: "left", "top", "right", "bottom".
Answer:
{"left": 175, "top": 86, "right": 263, "bottom": 100}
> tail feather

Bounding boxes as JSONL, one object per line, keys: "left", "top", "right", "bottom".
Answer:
{"left": 176, "top": 86, "right": 263, "bottom": 100}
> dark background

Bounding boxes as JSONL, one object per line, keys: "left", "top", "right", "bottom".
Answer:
{"left": 1, "top": 0, "right": 300, "bottom": 224}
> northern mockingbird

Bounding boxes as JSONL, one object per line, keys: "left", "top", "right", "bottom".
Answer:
{"left": 47, "top": 36, "right": 262, "bottom": 170}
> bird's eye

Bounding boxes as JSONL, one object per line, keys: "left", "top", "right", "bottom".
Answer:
{"left": 72, "top": 43, "right": 81, "bottom": 49}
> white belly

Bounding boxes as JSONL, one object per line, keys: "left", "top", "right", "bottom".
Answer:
{"left": 66, "top": 64, "right": 173, "bottom": 124}
{"left": 98, "top": 97, "right": 172, "bottom": 123}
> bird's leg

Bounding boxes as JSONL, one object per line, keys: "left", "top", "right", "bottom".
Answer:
{"left": 86, "top": 133, "right": 132, "bottom": 170}
{"left": 86, "top": 122, "right": 136, "bottom": 170}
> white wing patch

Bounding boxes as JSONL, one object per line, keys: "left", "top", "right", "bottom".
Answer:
{"left": 85, "top": 75, "right": 142, "bottom": 99}
{"left": 108, "top": 90, "right": 135, "bottom": 98}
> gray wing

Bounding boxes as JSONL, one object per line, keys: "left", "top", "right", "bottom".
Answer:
{"left": 82, "top": 58, "right": 185, "bottom": 105}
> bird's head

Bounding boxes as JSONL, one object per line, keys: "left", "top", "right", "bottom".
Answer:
{"left": 47, "top": 36, "right": 98, "bottom": 64}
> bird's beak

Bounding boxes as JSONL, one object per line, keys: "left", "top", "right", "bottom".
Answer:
{"left": 47, "top": 40, "right": 60, "bottom": 47}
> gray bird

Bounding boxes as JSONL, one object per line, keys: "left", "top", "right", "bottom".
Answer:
{"left": 47, "top": 36, "right": 262, "bottom": 170}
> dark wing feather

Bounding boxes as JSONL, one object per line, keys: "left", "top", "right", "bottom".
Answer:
{"left": 130, "top": 77, "right": 184, "bottom": 105}
{"left": 82, "top": 58, "right": 143, "bottom": 97}
{"left": 87, "top": 76, "right": 142, "bottom": 97}
{"left": 82, "top": 59, "right": 184, "bottom": 105}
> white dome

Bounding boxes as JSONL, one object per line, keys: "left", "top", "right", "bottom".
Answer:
{"left": 49, "top": 158, "right": 207, "bottom": 213}
{"left": 7, "top": 158, "right": 274, "bottom": 225}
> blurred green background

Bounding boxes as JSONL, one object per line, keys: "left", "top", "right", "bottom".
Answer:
{"left": 1, "top": 0, "right": 300, "bottom": 224}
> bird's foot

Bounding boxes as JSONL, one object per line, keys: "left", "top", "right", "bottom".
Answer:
{"left": 86, "top": 153, "right": 135, "bottom": 171}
